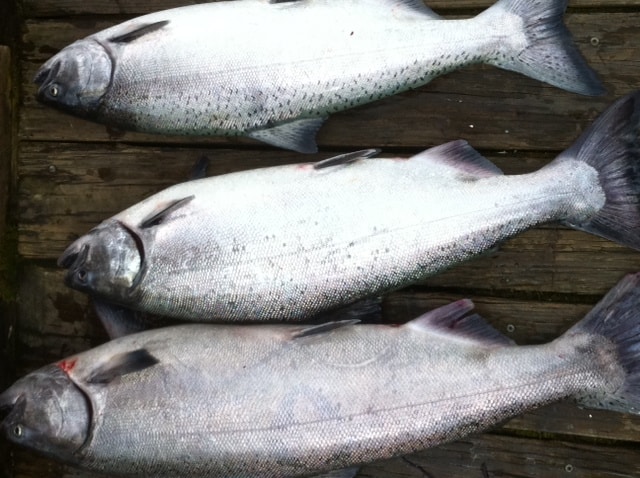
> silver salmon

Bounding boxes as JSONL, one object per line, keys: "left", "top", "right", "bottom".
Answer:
{"left": 1, "top": 273, "right": 640, "bottom": 477}
{"left": 57, "top": 91, "right": 640, "bottom": 332}
{"left": 33, "top": 0, "right": 603, "bottom": 153}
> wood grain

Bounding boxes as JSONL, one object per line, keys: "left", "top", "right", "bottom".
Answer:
{"left": 0, "top": 45, "right": 14, "bottom": 478}
{"left": 19, "top": 0, "right": 640, "bottom": 18}
{"left": 5, "top": 0, "right": 640, "bottom": 477}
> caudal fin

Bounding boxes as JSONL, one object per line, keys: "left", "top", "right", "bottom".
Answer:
{"left": 565, "top": 273, "right": 640, "bottom": 414}
{"left": 482, "top": 0, "right": 604, "bottom": 95}
{"left": 553, "top": 91, "right": 640, "bottom": 251}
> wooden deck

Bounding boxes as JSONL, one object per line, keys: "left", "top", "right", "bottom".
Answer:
{"left": 2, "top": 0, "right": 640, "bottom": 477}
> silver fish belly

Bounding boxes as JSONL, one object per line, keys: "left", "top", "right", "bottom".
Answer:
{"left": 2, "top": 273, "right": 640, "bottom": 477}
{"left": 57, "top": 92, "right": 640, "bottom": 327}
{"left": 33, "top": 0, "right": 603, "bottom": 152}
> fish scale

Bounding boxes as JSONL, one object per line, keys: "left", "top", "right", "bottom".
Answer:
{"left": 34, "top": 0, "right": 603, "bottom": 152}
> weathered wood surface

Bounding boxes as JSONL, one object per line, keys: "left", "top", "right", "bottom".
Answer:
{"left": 0, "top": 44, "right": 15, "bottom": 478}
{"left": 5, "top": 0, "right": 640, "bottom": 477}
{"left": 18, "top": 0, "right": 640, "bottom": 17}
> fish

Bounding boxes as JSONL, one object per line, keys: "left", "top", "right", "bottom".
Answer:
{"left": 1, "top": 272, "right": 640, "bottom": 477}
{"left": 33, "top": 0, "right": 603, "bottom": 153}
{"left": 57, "top": 91, "right": 640, "bottom": 334}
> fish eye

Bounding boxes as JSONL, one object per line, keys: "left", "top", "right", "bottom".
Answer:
{"left": 48, "top": 84, "right": 60, "bottom": 98}
{"left": 77, "top": 269, "right": 88, "bottom": 283}
{"left": 13, "top": 424, "right": 23, "bottom": 438}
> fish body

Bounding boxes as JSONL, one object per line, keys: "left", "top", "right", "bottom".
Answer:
{"left": 1, "top": 274, "right": 640, "bottom": 477}
{"left": 34, "top": 0, "right": 603, "bottom": 152}
{"left": 58, "top": 92, "right": 640, "bottom": 329}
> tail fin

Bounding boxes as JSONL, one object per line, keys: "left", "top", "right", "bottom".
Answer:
{"left": 481, "top": 0, "right": 604, "bottom": 95}
{"left": 564, "top": 273, "right": 640, "bottom": 414}
{"left": 553, "top": 91, "right": 640, "bottom": 251}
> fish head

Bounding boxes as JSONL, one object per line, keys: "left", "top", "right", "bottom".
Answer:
{"left": 58, "top": 221, "right": 143, "bottom": 303}
{"left": 0, "top": 365, "right": 90, "bottom": 461}
{"left": 34, "top": 39, "right": 112, "bottom": 117}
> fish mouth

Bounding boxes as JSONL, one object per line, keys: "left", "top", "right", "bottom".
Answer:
{"left": 0, "top": 392, "right": 15, "bottom": 420}
{"left": 58, "top": 242, "right": 90, "bottom": 287}
{"left": 58, "top": 222, "right": 146, "bottom": 297}
{"left": 0, "top": 387, "right": 22, "bottom": 433}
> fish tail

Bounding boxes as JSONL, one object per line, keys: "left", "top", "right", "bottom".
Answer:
{"left": 553, "top": 91, "right": 640, "bottom": 251}
{"left": 482, "top": 0, "right": 604, "bottom": 95}
{"left": 563, "top": 273, "right": 640, "bottom": 414}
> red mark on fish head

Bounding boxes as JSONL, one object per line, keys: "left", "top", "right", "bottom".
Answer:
{"left": 58, "top": 358, "right": 78, "bottom": 375}
{"left": 296, "top": 163, "right": 313, "bottom": 171}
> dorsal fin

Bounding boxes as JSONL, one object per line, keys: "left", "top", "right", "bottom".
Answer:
{"left": 314, "top": 149, "right": 380, "bottom": 170}
{"left": 109, "top": 20, "right": 170, "bottom": 44}
{"left": 139, "top": 195, "right": 194, "bottom": 229}
{"left": 86, "top": 349, "right": 159, "bottom": 384}
{"left": 291, "top": 320, "right": 360, "bottom": 339}
{"left": 405, "top": 299, "right": 514, "bottom": 347}
{"left": 411, "top": 140, "right": 504, "bottom": 179}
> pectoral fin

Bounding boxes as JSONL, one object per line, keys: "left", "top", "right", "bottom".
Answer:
{"left": 139, "top": 195, "right": 195, "bottom": 229}
{"left": 109, "top": 20, "right": 170, "bottom": 43}
{"left": 248, "top": 118, "right": 327, "bottom": 153}
{"left": 290, "top": 320, "right": 360, "bottom": 339}
{"left": 86, "top": 349, "right": 159, "bottom": 384}
{"left": 313, "top": 149, "right": 380, "bottom": 170}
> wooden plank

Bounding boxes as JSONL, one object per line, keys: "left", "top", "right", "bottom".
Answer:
{"left": 18, "top": 12, "right": 637, "bottom": 149}
{"left": 361, "top": 434, "right": 640, "bottom": 478}
{"left": 0, "top": 44, "right": 13, "bottom": 373}
{"left": 20, "top": 0, "right": 640, "bottom": 18}
{"left": 0, "top": 44, "right": 14, "bottom": 478}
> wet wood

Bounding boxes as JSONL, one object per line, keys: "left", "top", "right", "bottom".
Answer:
{"left": 0, "top": 44, "right": 14, "bottom": 478}
{"left": 5, "top": 0, "right": 640, "bottom": 477}
{"left": 361, "top": 434, "right": 640, "bottom": 478}
{"left": 19, "top": 0, "right": 640, "bottom": 18}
